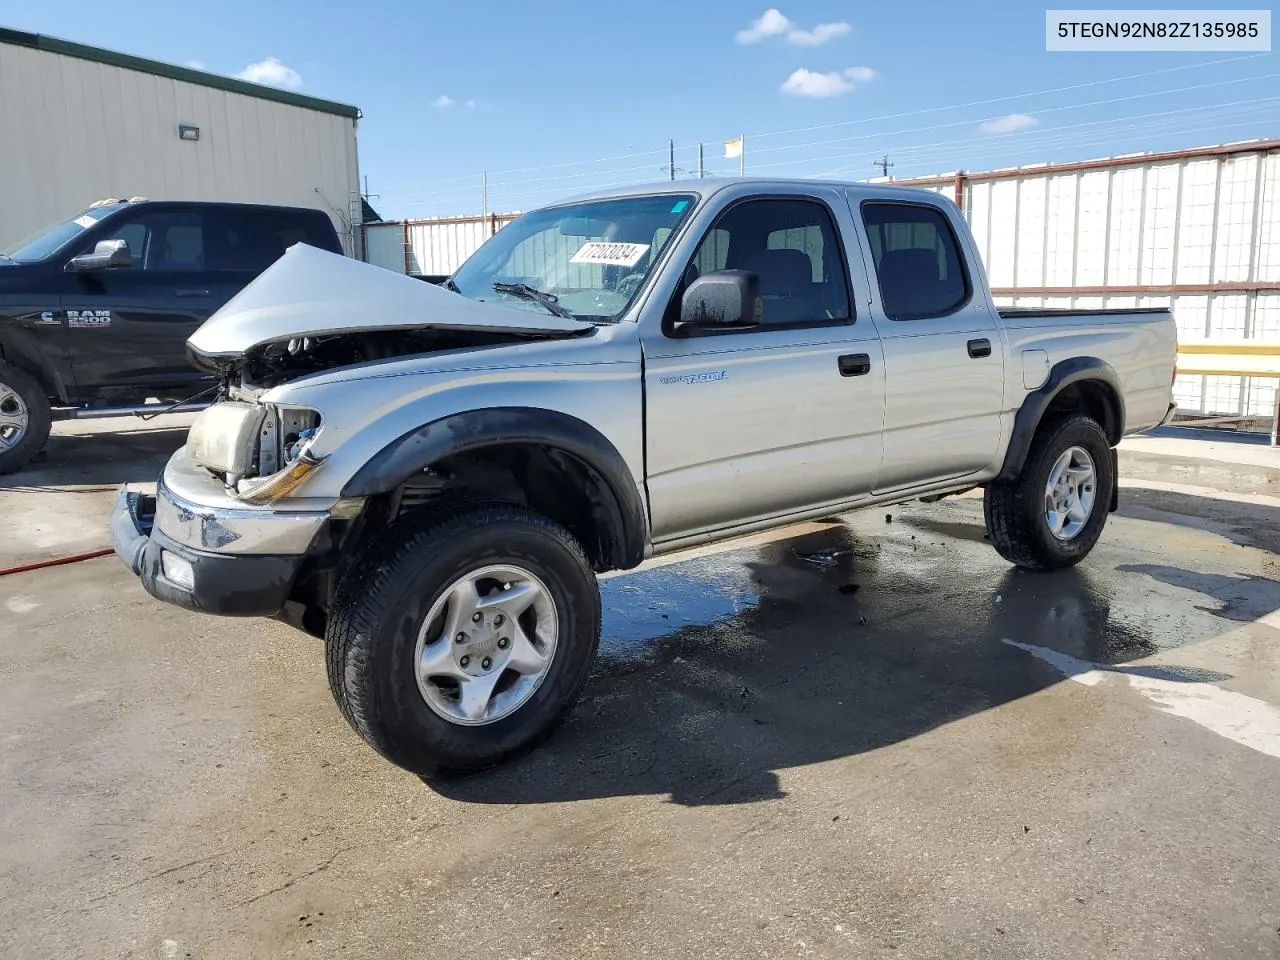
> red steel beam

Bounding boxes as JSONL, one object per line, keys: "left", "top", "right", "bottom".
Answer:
{"left": 991, "top": 282, "right": 1280, "bottom": 296}
{"left": 897, "top": 138, "right": 1280, "bottom": 188}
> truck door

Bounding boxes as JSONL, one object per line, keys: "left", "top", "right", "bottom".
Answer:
{"left": 850, "top": 198, "right": 1005, "bottom": 493}
{"left": 57, "top": 207, "right": 228, "bottom": 394}
{"left": 641, "top": 193, "right": 886, "bottom": 542}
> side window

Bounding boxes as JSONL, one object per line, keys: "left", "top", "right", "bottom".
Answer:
{"left": 861, "top": 202, "right": 969, "bottom": 321}
{"left": 681, "top": 198, "right": 851, "bottom": 328}
{"left": 95, "top": 212, "right": 206, "bottom": 271}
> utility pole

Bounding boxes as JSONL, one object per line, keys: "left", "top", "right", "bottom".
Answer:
{"left": 874, "top": 155, "right": 894, "bottom": 178}
{"left": 698, "top": 143, "right": 704, "bottom": 178}
{"left": 669, "top": 139, "right": 675, "bottom": 180}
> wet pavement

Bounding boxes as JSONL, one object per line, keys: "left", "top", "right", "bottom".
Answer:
{"left": 2, "top": 421, "right": 1280, "bottom": 959}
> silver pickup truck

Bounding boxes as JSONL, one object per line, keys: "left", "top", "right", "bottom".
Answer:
{"left": 111, "top": 178, "right": 1178, "bottom": 774}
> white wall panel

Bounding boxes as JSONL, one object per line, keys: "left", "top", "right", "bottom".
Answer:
{"left": 1139, "top": 164, "right": 1180, "bottom": 285}
{"left": 1044, "top": 174, "right": 1077, "bottom": 286}
{"left": 1107, "top": 167, "right": 1144, "bottom": 286}
{"left": 967, "top": 181, "right": 992, "bottom": 274}
{"left": 1174, "top": 159, "right": 1219, "bottom": 284}
{"left": 0, "top": 43, "right": 361, "bottom": 252}
{"left": 1213, "top": 154, "right": 1258, "bottom": 282}
{"left": 1074, "top": 171, "right": 1110, "bottom": 286}
{"left": 1015, "top": 177, "right": 1046, "bottom": 287}
{"left": 1258, "top": 154, "right": 1280, "bottom": 280}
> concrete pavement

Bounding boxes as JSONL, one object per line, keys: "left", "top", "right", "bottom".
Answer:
{"left": 1, "top": 420, "right": 1279, "bottom": 959}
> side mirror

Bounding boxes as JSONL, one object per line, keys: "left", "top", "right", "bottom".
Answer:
{"left": 675, "top": 270, "right": 762, "bottom": 334}
{"left": 66, "top": 239, "right": 132, "bottom": 273}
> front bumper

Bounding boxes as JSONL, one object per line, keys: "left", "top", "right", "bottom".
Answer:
{"left": 110, "top": 476, "right": 329, "bottom": 617}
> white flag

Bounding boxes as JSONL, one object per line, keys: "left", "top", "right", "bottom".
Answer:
{"left": 723, "top": 137, "right": 743, "bottom": 159}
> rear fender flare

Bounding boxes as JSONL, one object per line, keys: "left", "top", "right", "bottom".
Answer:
{"left": 998, "top": 357, "right": 1125, "bottom": 482}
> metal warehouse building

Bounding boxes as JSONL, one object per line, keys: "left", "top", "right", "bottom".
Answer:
{"left": 0, "top": 28, "right": 362, "bottom": 254}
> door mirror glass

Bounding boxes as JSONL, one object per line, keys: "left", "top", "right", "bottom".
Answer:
{"left": 676, "top": 270, "right": 763, "bottom": 333}
{"left": 66, "top": 239, "right": 132, "bottom": 273}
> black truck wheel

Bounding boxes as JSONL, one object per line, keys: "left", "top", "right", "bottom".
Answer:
{"left": 984, "top": 414, "right": 1114, "bottom": 571}
{"left": 0, "top": 362, "right": 52, "bottom": 475}
{"left": 325, "top": 503, "right": 601, "bottom": 775}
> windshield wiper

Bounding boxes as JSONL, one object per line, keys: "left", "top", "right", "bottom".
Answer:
{"left": 492, "top": 282, "right": 574, "bottom": 320}
{"left": 441, "top": 277, "right": 459, "bottom": 292}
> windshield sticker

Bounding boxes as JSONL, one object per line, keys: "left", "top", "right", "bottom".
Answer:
{"left": 570, "top": 241, "right": 650, "bottom": 268}
{"left": 670, "top": 200, "right": 690, "bottom": 213}
{"left": 73, "top": 215, "right": 98, "bottom": 229}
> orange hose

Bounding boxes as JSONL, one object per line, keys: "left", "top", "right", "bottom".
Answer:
{"left": 0, "top": 547, "right": 114, "bottom": 578}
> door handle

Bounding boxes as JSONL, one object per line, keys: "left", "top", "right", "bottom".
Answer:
{"left": 175, "top": 289, "right": 210, "bottom": 298}
{"left": 838, "top": 353, "right": 871, "bottom": 377}
{"left": 967, "top": 338, "right": 992, "bottom": 359}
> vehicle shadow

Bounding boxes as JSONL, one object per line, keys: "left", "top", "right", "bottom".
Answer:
{"left": 0, "top": 424, "right": 187, "bottom": 490}
{"left": 426, "top": 523, "right": 1178, "bottom": 808}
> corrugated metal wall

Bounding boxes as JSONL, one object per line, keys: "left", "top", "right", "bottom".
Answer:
{"left": 363, "top": 214, "right": 519, "bottom": 276}
{"left": 0, "top": 41, "right": 362, "bottom": 253}
{"left": 903, "top": 140, "right": 1280, "bottom": 420}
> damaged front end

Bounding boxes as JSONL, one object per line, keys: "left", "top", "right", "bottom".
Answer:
{"left": 179, "top": 243, "right": 594, "bottom": 500}
{"left": 110, "top": 242, "right": 598, "bottom": 626}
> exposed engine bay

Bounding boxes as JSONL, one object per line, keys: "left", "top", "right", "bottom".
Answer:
{"left": 207, "top": 327, "right": 560, "bottom": 390}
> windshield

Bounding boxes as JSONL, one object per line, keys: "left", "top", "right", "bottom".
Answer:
{"left": 450, "top": 193, "right": 698, "bottom": 322}
{"left": 0, "top": 206, "right": 117, "bottom": 263}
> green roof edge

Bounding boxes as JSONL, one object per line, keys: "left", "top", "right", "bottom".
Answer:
{"left": 0, "top": 27, "right": 360, "bottom": 120}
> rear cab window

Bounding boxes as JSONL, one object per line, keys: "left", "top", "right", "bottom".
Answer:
{"left": 860, "top": 201, "right": 970, "bottom": 320}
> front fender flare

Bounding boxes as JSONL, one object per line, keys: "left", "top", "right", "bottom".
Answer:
{"left": 998, "top": 356, "right": 1125, "bottom": 482}
{"left": 340, "top": 406, "right": 648, "bottom": 570}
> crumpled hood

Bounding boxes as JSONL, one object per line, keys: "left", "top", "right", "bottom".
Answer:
{"left": 187, "top": 243, "right": 593, "bottom": 359}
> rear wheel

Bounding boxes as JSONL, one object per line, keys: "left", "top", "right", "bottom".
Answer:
{"left": 0, "top": 362, "right": 52, "bottom": 475}
{"left": 325, "top": 504, "right": 600, "bottom": 774}
{"left": 984, "top": 414, "right": 1113, "bottom": 570}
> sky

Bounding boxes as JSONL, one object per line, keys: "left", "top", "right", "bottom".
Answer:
{"left": 3, "top": 0, "right": 1277, "bottom": 218}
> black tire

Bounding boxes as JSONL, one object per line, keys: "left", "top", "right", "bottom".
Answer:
{"left": 0, "top": 362, "right": 52, "bottom": 476}
{"left": 325, "top": 504, "right": 601, "bottom": 775}
{"left": 984, "top": 414, "right": 1114, "bottom": 571}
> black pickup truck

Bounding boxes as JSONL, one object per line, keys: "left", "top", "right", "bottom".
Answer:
{"left": 0, "top": 199, "right": 343, "bottom": 473}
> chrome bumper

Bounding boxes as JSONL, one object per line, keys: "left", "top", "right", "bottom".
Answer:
{"left": 110, "top": 461, "right": 331, "bottom": 617}
{"left": 154, "top": 478, "right": 328, "bottom": 555}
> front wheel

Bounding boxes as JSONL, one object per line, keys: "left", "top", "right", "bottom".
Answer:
{"left": 0, "top": 362, "right": 52, "bottom": 475}
{"left": 325, "top": 504, "right": 601, "bottom": 775}
{"left": 984, "top": 414, "right": 1114, "bottom": 570}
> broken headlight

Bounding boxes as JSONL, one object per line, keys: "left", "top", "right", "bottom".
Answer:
{"left": 231, "top": 404, "right": 324, "bottom": 504}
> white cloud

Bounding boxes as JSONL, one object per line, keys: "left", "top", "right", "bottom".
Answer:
{"left": 736, "top": 8, "right": 792, "bottom": 43}
{"left": 781, "top": 68, "right": 853, "bottom": 98}
{"left": 979, "top": 113, "right": 1038, "bottom": 134}
{"left": 736, "top": 9, "right": 851, "bottom": 45}
{"left": 464, "top": 99, "right": 477, "bottom": 108}
{"left": 185, "top": 60, "right": 206, "bottom": 71}
{"left": 780, "top": 66, "right": 876, "bottom": 98}
{"left": 235, "top": 57, "right": 303, "bottom": 90}
{"left": 432, "top": 95, "right": 456, "bottom": 108}
{"left": 787, "top": 21, "right": 851, "bottom": 45}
